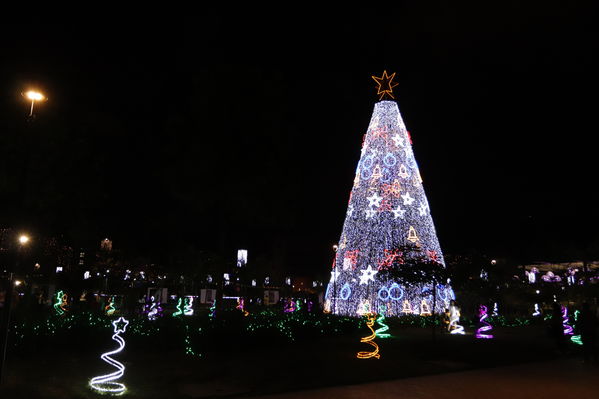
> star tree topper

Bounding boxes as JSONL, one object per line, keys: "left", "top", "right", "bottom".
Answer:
{"left": 372, "top": 70, "right": 399, "bottom": 100}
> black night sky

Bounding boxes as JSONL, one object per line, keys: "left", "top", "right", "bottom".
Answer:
{"left": 1, "top": 6, "right": 598, "bottom": 275}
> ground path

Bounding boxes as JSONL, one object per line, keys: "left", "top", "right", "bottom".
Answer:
{"left": 247, "top": 357, "right": 599, "bottom": 399}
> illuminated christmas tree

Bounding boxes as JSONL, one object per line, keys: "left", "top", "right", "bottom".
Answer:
{"left": 325, "top": 71, "right": 455, "bottom": 316}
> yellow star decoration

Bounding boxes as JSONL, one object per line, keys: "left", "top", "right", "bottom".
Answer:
{"left": 372, "top": 70, "right": 399, "bottom": 100}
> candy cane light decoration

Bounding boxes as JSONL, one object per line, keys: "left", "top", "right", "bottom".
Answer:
{"left": 89, "top": 317, "right": 129, "bottom": 395}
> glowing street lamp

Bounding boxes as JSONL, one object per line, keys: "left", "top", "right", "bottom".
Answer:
{"left": 24, "top": 90, "right": 45, "bottom": 117}
{"left": 18, "top": 235, "right": 30, "bottom": 245}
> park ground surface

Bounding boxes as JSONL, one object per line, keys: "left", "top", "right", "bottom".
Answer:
{"left": 0, "top": 323, "right": 595, "bottom": 398}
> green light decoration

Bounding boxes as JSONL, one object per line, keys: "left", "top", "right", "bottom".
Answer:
{"left": 105, "top": 296, "right": 116, "bottom": 316}
{"left": 209, "top": 300, "right": 216, "bottom": 319}
{"left": 571, "top": 310, "right": 583, "bottom": 346}
{"left": 172, "top": 298, "right": 184, "bottom": 317}
{"left": 54, "top": 290, "right": 67, "bottom": 316}
{"left": 183, "top": 324, "right": 202, "bottom": 357}
{"left": 296, "top": 299, "right": 302, "bottom": 312}
{"left": 375, "top": 307, "right": 391, "bottom": 338}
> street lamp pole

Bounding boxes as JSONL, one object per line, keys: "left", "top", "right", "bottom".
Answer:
{"left": 0, "top": 234, "right": 29, "bottom": 384}
{"left": 24, "top": 91, "right": 45, "bottom": 118}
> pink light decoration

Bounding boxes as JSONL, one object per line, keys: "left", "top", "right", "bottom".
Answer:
{"left": 562, "top": 305, "right": 573, "bottom": 335}
{"left": 475, "top": 305, "right": 494, "bottom": 339}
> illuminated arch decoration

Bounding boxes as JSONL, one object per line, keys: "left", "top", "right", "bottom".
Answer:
{"left": 324, "top": 90, "right": 453, "bottom": 317}
{"left": 475, "top": 305, "right": 494, "bottom": 339}
{"left": 89, "top": 317, "right": 129, "bottom": 395}
{"left": 356, "top": 313, "right": 380, "bottom": 359}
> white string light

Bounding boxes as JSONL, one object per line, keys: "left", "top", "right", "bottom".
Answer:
{"left": 325, "top": 100, "right": 454, "bottom": 316}
{"left": 89, "top": 317, "right": 129, "bottom": 395}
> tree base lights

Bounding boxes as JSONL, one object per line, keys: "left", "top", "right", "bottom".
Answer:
{"left": 89, "top": 317, "right": 129, "bottom": 395}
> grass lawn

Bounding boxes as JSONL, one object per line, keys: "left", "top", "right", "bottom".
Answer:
{"left": 0, "top": 316, "right": 573, "bottom": 399}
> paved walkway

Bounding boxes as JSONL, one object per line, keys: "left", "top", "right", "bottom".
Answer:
{"left": 250, "top": 358, "right": 599, "bottom": 399}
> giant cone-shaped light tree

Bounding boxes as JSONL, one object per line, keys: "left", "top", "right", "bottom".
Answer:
{"left": 324, "top": 71, "right": 455, "bottom": 317}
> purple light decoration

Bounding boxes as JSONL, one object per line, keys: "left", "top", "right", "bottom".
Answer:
{"left": 475, "top": 305, "right": 494, "bottom": 339}
{"left": 562, "top": 305, "right": 573, "bottom": 335}
{"left": 283, "top": 298, "right": 296, "bottom": 313}
{"left": 143, "top": 296, "right": 163, "bottom": 320}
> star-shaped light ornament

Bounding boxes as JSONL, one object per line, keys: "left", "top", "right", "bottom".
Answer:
{"left": 365, "top": 209, "right": 377, "bottom": 219}
{"left": 401, "top": 192, "right": 415, "bottom": 206}
{"left": 392, "top": 205, "right": 406, "bottom": 219}
{"left": 372, "top": 70, "right": 399, "bottom": 100}
{"left": 359, "top": 265, "right": 378, "bottom": 285}
{"left": 112, "top": 317, "right": 129, "bottom": 334}
{"left": 367, "top": 192, "right": 383, "bottom": 208}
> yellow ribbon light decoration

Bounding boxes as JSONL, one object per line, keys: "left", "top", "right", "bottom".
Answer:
{"left": 356, "top": 313, "right": 380, "bottom": 359}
